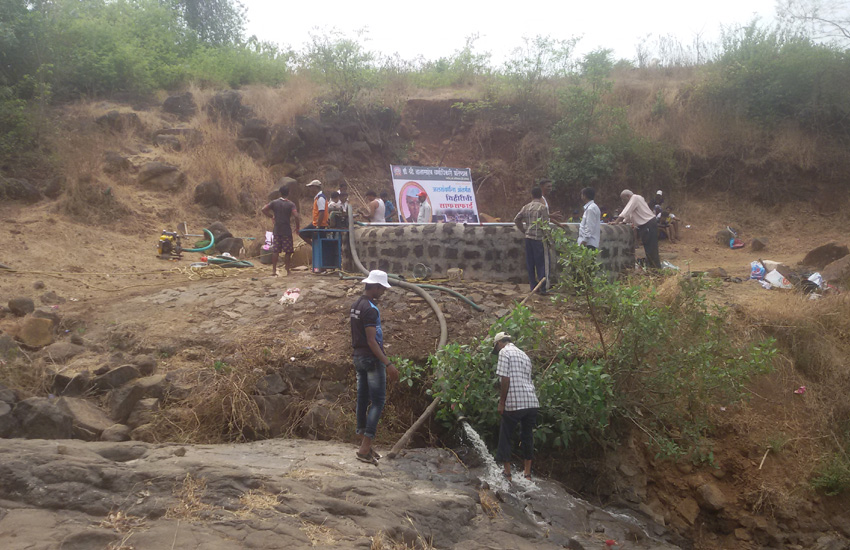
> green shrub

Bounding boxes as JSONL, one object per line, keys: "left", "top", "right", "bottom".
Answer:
{"left": 811, "top": 453, "right": 850, "bottom": 496}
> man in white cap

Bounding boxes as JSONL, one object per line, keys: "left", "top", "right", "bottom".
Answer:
{"left": 493, "top": 332, "right": 539, "bottom": 482}
{"left": 613, "top": 189, "right": 661, "bottom": 269}
{"left": 298, "top": 179, "right": 328, "bottom": 246}
{"left": 350, "top": 270, "right": 398, "bottom": 463}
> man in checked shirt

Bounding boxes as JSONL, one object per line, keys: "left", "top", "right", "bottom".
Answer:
{"left": 493, "top": 331, "right": 540, "bottom": 482}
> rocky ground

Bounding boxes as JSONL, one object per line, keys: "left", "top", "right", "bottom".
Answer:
{"left": 0, "top": 438, "right": 682, "bottom": 550}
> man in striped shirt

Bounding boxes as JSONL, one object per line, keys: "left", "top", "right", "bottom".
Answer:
{"left": 493, "top": 332, "right": 540, "bottom": 482}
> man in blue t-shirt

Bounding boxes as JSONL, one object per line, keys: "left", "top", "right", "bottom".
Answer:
{"left": 381, "top": 191, "right": 397, "bottom": 222}
{"left": 350, "top": 270, "right": 398, "bottom": 463}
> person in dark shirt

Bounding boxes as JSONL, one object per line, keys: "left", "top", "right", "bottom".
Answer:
{"left": 381, "top": 191, "right": 397, "bottom": 222}
{"left": 350, "top": 270, "right": 398, "bottom": 463}
{"left": 261, "top": 185, "right": 300, "bottom": 276}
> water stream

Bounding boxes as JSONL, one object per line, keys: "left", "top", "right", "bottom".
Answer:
{"left": 458, "top": 419, "right": 681, "bottom": 549}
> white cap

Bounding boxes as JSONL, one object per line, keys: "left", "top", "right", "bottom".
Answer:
{"left": 361, "top": 270, "right": 391, "bottom": 288}
{"left": 493, "top": 331, "right": 512, "bottom": 346}
{"left": 656, "top": 190, "right": 663, "bottom": 196}
{"left": 306, "top": 179, "right": 322, "bottom": 188}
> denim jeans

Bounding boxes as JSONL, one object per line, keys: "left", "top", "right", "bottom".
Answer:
{"left": 525, "top": 238, "right": 548, "bottom": 292}
{"left": 353, "top": 355, "right": 386, "bottom": 439}
{"left": 495, "top": 408, "right": 538, "bottom": 463}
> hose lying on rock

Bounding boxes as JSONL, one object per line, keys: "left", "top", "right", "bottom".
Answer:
{"left": 347, "top": 205, "right": 446, "bottom": 459}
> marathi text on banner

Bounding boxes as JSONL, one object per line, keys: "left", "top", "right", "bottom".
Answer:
{"left": 389, "top": 165, "right": 479, "bottom": 223}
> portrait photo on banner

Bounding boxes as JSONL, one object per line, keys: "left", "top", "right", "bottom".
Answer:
{"left": 389, "top": 164, "right": 480, "bottom": 223}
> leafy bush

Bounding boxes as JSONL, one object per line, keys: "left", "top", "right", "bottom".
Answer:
{"left": 430, "top": 306, "right": 612, "bottom": 452}
{"left": 548, "top": 229, "right": 777, "bottom": 459}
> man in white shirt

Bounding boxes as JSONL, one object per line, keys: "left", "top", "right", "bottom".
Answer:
{"left": 364, "top": 190, "right": 386, "bottom": 223}
{"left": 416, "top": 191, "right": 432, "bottom": 223}
{"left": 613, "top": 189, "right": 661, "bottom": 268}
{"left": 577, "top": 187, "right": 601, "bottom": 250}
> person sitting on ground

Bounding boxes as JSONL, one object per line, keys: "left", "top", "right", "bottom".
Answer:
{"left": 655, "top": 204, "right": 678, "bottom": 243}
{"left": 577, "top": 187, "right": 601, "bottom": 250}
{"left": 350, "top": 270, "right": 398, "bottom": 464}
{"left": 613, "top": 189, "right": 661, "bottom": 269}
{"left": 362, "top": 190, "right": 386, "bottom": 223}
{"left": 664, "top": 206, "right": 681, "bottom": 242}
{"left": 493, "top": 332, "right": 539, "bottom": 482}
{"left": 298, "top": 180, "right": 328, "bottom": 246}
{"left": 416, "top": 191, "right": 432, "bottom": 223}
{"left": 260, "top": 185, "right": 300, "bottom": 277}
{"left": 514, "top": 186, "right": 550, "bottom": 293}
{"left": 381, "top": 191, "right": 397, "bottom": 222}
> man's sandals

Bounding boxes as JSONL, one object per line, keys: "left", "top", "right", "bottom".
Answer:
{"left": 355, "top": 448, "right": 382, "bottom": 465}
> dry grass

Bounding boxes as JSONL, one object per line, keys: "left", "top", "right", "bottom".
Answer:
{"left": 478, "top": 487, "right": 501, "bottom": 518}
{"left": 240, "top": 77, "right": 321, "bottom": 125}
{"left": 301, "top": 520, "right": 339, "bottom": 546}
{"left": 165, "top": 473, "right": 216, "bottom": 520}
{"left": 99, "top": 510, "right": 148, "bottom": 533}
{"left": 233, "top": 487, "right": 281, "bottom": 519}
{"left": 371, "top": 517, "right": 435, "bottom": 550}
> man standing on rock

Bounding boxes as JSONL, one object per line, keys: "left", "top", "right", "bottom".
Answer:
{"left": 493, "top": 332, "right": 539, "bottom": 482}
{"left": 298, "top": 180, "right": 328, "bottom": 246}
{"left": 514, "top": 187, "right": 550, "bottom": 293}
{"left": 261, "top": 185, "right": 299, "bottom": 276}
{"left": 577, "top": 187, "right": 601, "bottom": 250}
{"left": 350, "top": 270, "right": 398, "bottom": 463}
{"left": 613, "top": 189, "right": 661, "bottom": 269}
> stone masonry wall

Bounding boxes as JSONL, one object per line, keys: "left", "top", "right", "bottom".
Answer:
{"left": 344, "top": 223, "right": 635, "bottom": 283}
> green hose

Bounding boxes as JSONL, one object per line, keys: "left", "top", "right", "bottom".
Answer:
{"left": 182, "top": 229, "right": 215, "bottom": 252}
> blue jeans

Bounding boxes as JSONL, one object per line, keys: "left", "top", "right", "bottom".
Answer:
{"left": 525, "top": 238, "right": 547, "bottom": 292}
{"left": 354, "top": 355, "right": 386, "bottom": 439}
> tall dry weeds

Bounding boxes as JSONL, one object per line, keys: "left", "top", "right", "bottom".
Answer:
{"left": 240, "top": 77, "right": 320, "bottom": 126}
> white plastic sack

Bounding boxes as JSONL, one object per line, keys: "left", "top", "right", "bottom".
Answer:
{"left": 807, "top": 272, "right": 824, "bottom": 289}
{"left": 765, "top": 269, "right": 792, "bottom": 289}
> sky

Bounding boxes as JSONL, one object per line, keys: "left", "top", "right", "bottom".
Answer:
{"left": 242, "top": 0, "right": 778, "bottom": 64}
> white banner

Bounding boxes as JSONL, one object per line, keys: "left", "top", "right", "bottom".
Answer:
{"left": 390, "top": 165, "right": 479, "bottom": 223}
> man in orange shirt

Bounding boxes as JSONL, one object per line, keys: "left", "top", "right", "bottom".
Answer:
{"left": 298, "top": 180, "right": 329, "bottom": 245}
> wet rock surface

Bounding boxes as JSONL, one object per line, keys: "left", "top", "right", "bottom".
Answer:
{"left": 0, "top": 439, "right": 680, "bottom": 549}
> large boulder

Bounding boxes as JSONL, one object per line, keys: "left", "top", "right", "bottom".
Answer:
{"left": 297, "top": 399, "right": 342, "bottom": 440}
{"left": 131, "top": 355, "right": 158, "bottom": 376}
{"left": 194, "top": 180, "right": 225, "bottom": 207}
{"left": 43, "top": 176, "right": 65, "bottom": 199}
{"left": 251, "top": 394, "right": 299, "bottom": 437}
{"left": 41, "top": 342, "right": 85, "bottom": 363}
{"left": 715, "top": 228, "right": 736, "bottom": 246}
{"left": 822, "top": 255, "right": 850, "bottom": 284}
{"left": 52, "top": 372, "right": 91, "bottom": 397}
{"left": 696, "top": 483, "right": 726, "bottom": 512}
{"left": 215, "top": 237, "right": 244, "bottom": 257}
{"left": 95, "top": 110, "right": 143, "bottom": 133}
{"left": 103, "top": 151, "right": 131, "bottom": 174}
{"left": 266, "top": 125, "right": 303, "bottom": 165}
{"left": 93, "top": 364, "right": 141, "bottom": 392}
{"left": 162, "top": 91, "right": 197, "bottom": 120}
{"left": 8, "top": 297, "right": 35, "bottom": 317}
{"left": 240, "top": 118, "right": 272, "bottom": 147}
{"left": 138, "top": 162, "right": 186, "bottom": 191}
{"left": 236, "top": 138, "right": 265, "bottom": 159}
{"left": 0, "top": 401, "right": 17, "bottom": 437}
{"left": 750, "top": 237, "right": 768, "bottom": 252}
{"left": 12, "top": 397, "right": 73, "bottom": 439}
{"left": 55, "top": 397, "right": 114, "bottom": 440}
{"left": 17, "top": 317, "right": 54, "bottom": 348}
{"left": 100, "top": 423, "right": 131, "bottom": 442}
{"left": 107, "top": 374, "right": 167, "bottom": 422}
{"left": 32, "top": 306, "right": 61, "bottom": 328}
{"left": 802, "top": 242, "right": 849, "bottom": 270}
{"left": 296, "top": 116, "right": 326, "bottom": 150}
{"left": 126, "top": 398, "right": 160, "bottom": 429}
{"left": 267, "top": 177, "right": 297, "bottom": 201}
{"left": 206, "top": 90, "right": 254, "bottom": 123}
{"left": 153, "top": 133, "right": 182, "bottom": 151}
{"left": 0, "top": 334, "right": 21, "bottom": 361}
{"left": 0, "top": 178, "right": 42, "bottom": 202}
{"left": 0, "top": 382, "right": 18, "bottom": 404}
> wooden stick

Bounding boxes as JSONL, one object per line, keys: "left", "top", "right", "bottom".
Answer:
{"left": 520, "top": 278, "right": 547, "bottom": 306}
{"left": 386, "top": 396, "right": 441, "bottom": 459}
{"left": 758, "top": 448, "right": 770, "bottom": 470}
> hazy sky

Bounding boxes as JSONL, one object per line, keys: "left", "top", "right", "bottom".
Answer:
{"left": 242, "top": 0, "right": 778, "bottom": 63}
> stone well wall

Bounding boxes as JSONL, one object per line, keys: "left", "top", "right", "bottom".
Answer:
{"left": 344, "top": 223, "right": 635, "bottom": 283}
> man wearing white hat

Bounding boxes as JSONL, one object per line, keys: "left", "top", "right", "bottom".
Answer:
{"left": 298, "top": 179, "right": 329, "bottom": 246}
{"left": 492, "top": 332, "right": 539, "bottom": 482}
{"left": 350, "top": 270, "right": 399, "bottom": 463}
